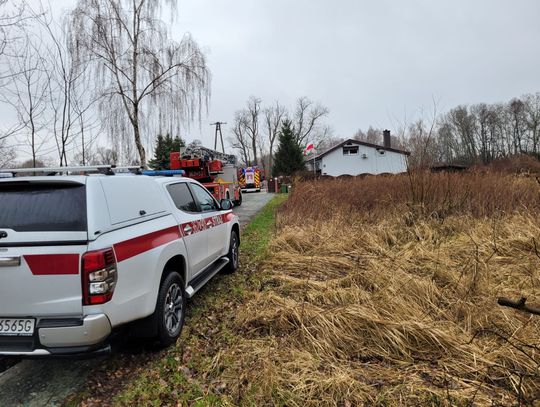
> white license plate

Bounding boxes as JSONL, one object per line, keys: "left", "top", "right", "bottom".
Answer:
{"left": 0, "top": 318, "right": 35, "bottom": 336}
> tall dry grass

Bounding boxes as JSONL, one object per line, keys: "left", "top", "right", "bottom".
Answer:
{"left": 282, "top": 171, "right": 540, "bottom": 222}
{"left": 213, "top": 172, "right": 540, "bottom": 406}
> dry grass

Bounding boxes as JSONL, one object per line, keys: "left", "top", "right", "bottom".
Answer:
{"left": 211, "top": 173, "right": 540, "bottom": 406}
{"left": 282, "top": 171, "right": 540, "bottom": 222}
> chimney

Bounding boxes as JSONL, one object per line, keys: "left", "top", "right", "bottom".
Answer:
{"left": 383, "top": 129, "right": 391, "bottom": 148}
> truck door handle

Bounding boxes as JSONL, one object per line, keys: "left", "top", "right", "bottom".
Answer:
{"left": 0, "top": 256, "right": 21, "bottom": 267}
{"left": 183, "top": 225, "right": 193, "bottom": 235}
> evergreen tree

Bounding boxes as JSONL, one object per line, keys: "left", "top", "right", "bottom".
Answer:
{"left": 272, "top": 120, "right": 305, "bottom": 176}
{"left": 148, "top": 134, "right": 185, "bottom": 169}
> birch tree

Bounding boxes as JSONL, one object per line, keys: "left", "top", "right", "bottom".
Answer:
{"left": 523, "top": 93, "right": 540, "bottom": 155}
{"left": 67, "top": 0, "right": 210, "bottom": 166}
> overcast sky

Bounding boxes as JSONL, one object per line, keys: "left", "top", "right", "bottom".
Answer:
{"left": 11, "top": 0, "right": 540, "bottom": 153}
{"left": 174, "top": 0, "right": 540, "bottom": 146}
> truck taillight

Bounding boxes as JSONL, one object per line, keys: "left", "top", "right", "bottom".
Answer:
{"left": 81, "top": 248, "right": 117, "bottom": 305}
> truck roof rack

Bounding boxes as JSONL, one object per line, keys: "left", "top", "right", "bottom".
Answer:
{"left": 142, "top": 169, "right": 185, "bottom": 176}
{"left": 0, "top": 165, "right": 143, "bottom": 176}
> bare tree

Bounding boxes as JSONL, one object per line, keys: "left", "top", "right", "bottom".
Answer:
{"left": 67, "top": 0, "right": 210, "bottom": 166}
{"left": 0, "top": 0, "right": 27, "bottom": 65}
{"left": 1, "top": 34, "right": 50, "bottom": 167}
{"left": 471, "top": 103, "right": 492, "bottom": 164}
{"left": 0, "top": 1, "right": 36, "bottom": 164}
{"left": 256, "top": 134, "right": 267, "bottom": 177}
{"left": 447, "top": 105, "right": 477, "bottom": 163}
{"left": 523, "top": 93, "right": 540, "bottom": 155}
{"left": 263, "top": 101, "right": 286, "bottom": 176}
{"left": 94, "top": 146, "right": 119, "bottom": 165}
{"left": 21, "top": 3, "right": 97, "bottom": 166}
{"left": 354, "top": 126, "right": 383, "bottom": 144}
{"left": 229, "top": 111, "right": 251, "bottom": 166}
{"left": 509, "top": 98, "right": 526, "bottom": 154}
{"left": 230, "top": 96, "right": 328, "bottom": 166}
{"left": 73, "top": 96, "right": 102, "bottom": 165}
{"left": 0, "top": 137, "right": 15, "bottom": 167}
{"left": 292, "top": 96, "right": 329, "bottom": 146}
{"left": 241, "top": 96, "right": 261, "bottom": 166}
{"left": 229, "top": 97, "right": 261, "bottom": 166}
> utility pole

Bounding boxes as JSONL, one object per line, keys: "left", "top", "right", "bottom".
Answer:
{"left": 210, "top": 122, "right": 227, "bottom": 153}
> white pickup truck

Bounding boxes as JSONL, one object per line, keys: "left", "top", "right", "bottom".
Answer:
{"left": 0, "top": 167, "right": 240, "bottom": 356}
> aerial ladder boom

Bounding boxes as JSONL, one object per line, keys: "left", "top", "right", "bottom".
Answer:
{"left": 169, "top": 141, "right": 243, "bottom": 206}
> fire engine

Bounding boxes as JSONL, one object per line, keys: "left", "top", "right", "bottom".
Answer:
{"left": 170, "top": 143, "right": 242, "bottom": 206}
{"left": 238, "top": 166, "right": 262, "bottom": 192}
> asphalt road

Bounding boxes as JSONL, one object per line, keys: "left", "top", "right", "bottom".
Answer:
{"left": 0, "top": 190, "right": 273, "bottom": 406}
{"left": 234, "top": 189, "right": 273, "bottom": 227}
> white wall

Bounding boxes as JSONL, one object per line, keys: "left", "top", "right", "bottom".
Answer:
{"left": 320, "top": 144, "right": 407, "bottom": 176}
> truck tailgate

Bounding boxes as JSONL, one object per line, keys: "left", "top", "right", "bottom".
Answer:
{"left": 0, "top": 180, "right": 88, "bottom": 318}
{"left": 0, "top": 240, "right": 87, "bottom": 316}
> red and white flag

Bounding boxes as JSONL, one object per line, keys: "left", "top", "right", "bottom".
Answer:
{"left": 304, "top": 143, "right": 315, "bottom": 154}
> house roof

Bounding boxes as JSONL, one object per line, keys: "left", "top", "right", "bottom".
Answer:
{"left": 308, "top": 138, "right": 411, "bottom": 161}
{"left": 311, "top": 139, "right": 410, "bottom": 161}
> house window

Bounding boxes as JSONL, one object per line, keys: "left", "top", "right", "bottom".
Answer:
{"left": 343, "top": 146, "right": 359, "bottom": 155}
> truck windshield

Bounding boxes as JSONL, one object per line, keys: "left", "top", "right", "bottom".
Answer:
{"left": 0, "top": 182, "right": 87, "bottom": 232}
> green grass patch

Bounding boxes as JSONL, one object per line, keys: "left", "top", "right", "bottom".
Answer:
{"left": 239, "top": 193, "right": 288, "bottom": 260}
{"left": 102, "top": 194, "right": 287, "bottom": 407}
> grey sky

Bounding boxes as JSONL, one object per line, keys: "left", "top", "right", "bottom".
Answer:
{"left": 5, "top": 0, "right": 540, "bottom": 156}
{"left": 172, "top": 0, "right": 540, "bottom": 146}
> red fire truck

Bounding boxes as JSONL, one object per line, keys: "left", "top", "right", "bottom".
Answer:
{"left": 238, "top": 166, "right": 262, "bottom": 192}
{"left": 170, "top": 143, "right": 242, "bottom": 206}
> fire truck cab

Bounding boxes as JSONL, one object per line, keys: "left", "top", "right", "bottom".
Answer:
{"left": 170, "top": 144, "right": 242, "bottom": 206}
{"left": 238, "top": 167, "right": 262, "bottom": 192}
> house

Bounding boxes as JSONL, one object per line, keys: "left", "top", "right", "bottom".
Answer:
{"left": 307, "top": 130, "right": 410, "bottom": 176}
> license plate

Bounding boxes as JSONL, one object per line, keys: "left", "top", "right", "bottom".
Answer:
{"left": 0, "top": 318, "right": 35, "bottom": 336}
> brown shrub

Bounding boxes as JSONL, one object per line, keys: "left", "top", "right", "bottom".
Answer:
{"left": 280, "top": 171, "right": 540, "bottom": 223}
{"left": 212, "top": 174, "right": 540, "bottom": 406}
{"left": 475, "top": 154, "right": 540, "bottom": 175}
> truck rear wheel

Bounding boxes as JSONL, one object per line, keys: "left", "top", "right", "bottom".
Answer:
{"left": 155, "top": 271, "right": 186, "bottom": 347}
{"left": 223, "top": 230, "right": 239, "bottom": 274}
{"left": 234, "top": 191, "right": 242, "bottom": 207}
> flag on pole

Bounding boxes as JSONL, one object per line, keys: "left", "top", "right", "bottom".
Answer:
{"left": 304, "top": 143, "right": 315, "bottom": 155}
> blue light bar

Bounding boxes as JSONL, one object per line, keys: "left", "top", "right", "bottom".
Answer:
{"left": 142, "top": 170, "right": 185, "bottom": 176}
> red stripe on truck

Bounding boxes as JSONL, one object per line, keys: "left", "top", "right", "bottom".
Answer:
{"left": 24, "top": 254, "right": 80, "bottom": 275}
{"left": 113, "top": 226, "right": 181, "bottom": 262}
{"left": 181, "top": 213, "right": 233, "bottom": 235}
{"left": 114, "top": 214, "right": 234, "bottom": 261}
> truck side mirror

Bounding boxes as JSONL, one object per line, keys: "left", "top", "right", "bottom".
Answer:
{"left": 220, "top": 199, "right": 233, "bottom": 210}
